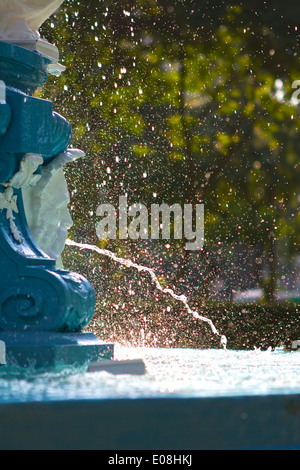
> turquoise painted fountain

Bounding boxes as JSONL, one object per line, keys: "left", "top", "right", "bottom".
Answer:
{"left": 0, "top": 0, "right": 112, "bottom": 368}
{"left": 0, "top": 1, "right": 300, "bottom": 451}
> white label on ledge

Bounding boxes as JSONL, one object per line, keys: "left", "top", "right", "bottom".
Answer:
{"left": 0, "top": 80, "right": 6, "bottom": 104}
{"left": 46, "top": 63, "right": 66, "bottom": 77}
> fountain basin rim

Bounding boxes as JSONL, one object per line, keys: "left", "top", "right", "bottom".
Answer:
{"left": 0, "top": 394, "right": 300, "bottom": 450}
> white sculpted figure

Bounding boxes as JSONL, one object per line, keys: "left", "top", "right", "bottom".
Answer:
{"left": 0, "top": 0, "right": 64, "bottom": 41}
{"left": 22, "top": 150, "right": 84, "bottom": 267}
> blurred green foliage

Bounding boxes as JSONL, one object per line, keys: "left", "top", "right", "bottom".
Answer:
{"left": 40, "top": 0, "right": 299, "bottom": 307}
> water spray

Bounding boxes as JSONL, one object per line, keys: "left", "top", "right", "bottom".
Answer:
{"left": 66, "top": 239, "right": 227, "bottom": 350}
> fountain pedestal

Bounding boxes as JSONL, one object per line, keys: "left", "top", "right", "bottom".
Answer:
{"left": 0, "top": 31, "right": 113, "bottom": 368}
{"left": 0, "top": 332, "right": 113, "bottom": 369}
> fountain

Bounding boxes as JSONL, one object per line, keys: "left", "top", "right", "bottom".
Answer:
{"left": 0, "top": 0, "right": 113, "bottom": 368}
{"left": 0, "top": 0, "right": 300, "bottom": 451}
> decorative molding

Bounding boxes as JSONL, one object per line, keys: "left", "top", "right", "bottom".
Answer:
{"left": 8, "top": 153, "right": 43, "bottom": 189}
{"left": 22, "top": 149, "right": 85, "bottom": 264}
{"left": 0, "top": 186, "right": 23, "bottom": 243}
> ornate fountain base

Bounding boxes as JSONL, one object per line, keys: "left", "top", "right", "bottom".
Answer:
{"left": 0, "top": 41, "right": 114, "bottom": 370}
{"left": 0, "top": 331, "right": 113, "bottom": 368}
